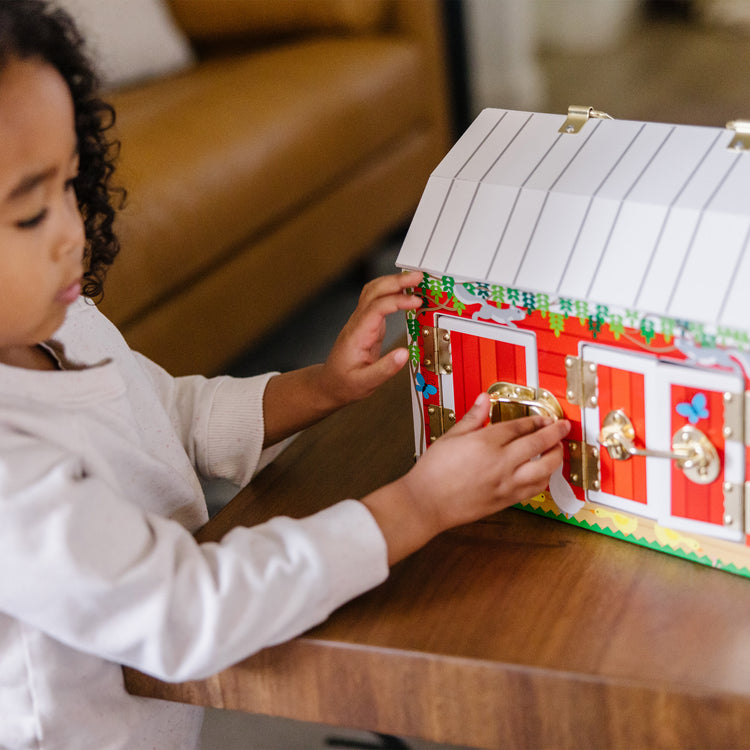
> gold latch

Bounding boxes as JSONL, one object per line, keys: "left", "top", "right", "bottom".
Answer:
{"left": 559, "top": 105, "right": 613, "bottom": 134}
{"left": 421, "top": 326, "right": 452, "bottom": 375}
{"left": 727, "top": 120, "right": 750, "bottom": 151}
{"left": 565, "top": 356, "right": 598, "bottom": 408}
{"left": 599, "top": 409, "right": 721, "bottom": 485}
{"left": 568, "top": 440, "right": 601, "bottom": 492}
{"left": 427, "top": 404, "right": 455, "bottom": 443}
{"left": 487, "top": 382, "right": 563, "bottom": 422}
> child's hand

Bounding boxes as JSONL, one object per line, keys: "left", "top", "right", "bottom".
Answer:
{"left": 318, "top": 270, "right": 423, "bottom": 408}
{"left": 362, "top": 393, "right": 571, "bottom": 564}
{"left": 261, "top": 271, "right": 422, "bottom": 447}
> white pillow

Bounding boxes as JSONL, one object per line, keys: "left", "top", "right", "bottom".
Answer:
{"left": 53, "top": 0, "right": 195, "bottom": 89}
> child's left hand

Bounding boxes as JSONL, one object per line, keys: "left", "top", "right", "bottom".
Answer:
{"left": 319, "top": 270, "right": 423, "bottom": 408}
{"left": 261, "top": 271, "right": 423, "bottom": 447}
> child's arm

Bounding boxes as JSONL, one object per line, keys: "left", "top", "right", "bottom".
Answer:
{"left": 261, "top": 271, "right": 423, "bottom": 447}
{"left": 362, "top": 394, "right": 571, "bottom": 565}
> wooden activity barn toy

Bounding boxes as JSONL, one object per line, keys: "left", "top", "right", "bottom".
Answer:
{"left": 397, "top": 105, "right": 750, "bottom": 577}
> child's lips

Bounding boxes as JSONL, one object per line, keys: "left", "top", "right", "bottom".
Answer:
{"left": 57, "top": 279, "right": 81, "bottom": 305}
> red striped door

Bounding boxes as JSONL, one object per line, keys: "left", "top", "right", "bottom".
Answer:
{"left": 435, "top": 316, "right": 538, "bottom": 424}
{"left": 596, "top": 364, "right": 648, "bottom": 505}
{"left": 668, "top": 385, "right": 726, "bottom": 527}
{"left": 583, "top": 344, "right": 742, "bottom": 540}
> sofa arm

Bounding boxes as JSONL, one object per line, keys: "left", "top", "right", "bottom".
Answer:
{"left": 166, "top": 0, "right": 391, "bottom": 41}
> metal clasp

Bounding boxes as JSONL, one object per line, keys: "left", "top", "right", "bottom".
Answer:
{"left": 559, "top": 105, "right": 613, "bottom": 134}
{"left": 727, "top": 120, "right": 750, "bottom": 151}
{"left": 599, "top": 409, "right": 720, "bottom": 485}
{"left": 488, "top": 382, "right": 563, "bottom": 423}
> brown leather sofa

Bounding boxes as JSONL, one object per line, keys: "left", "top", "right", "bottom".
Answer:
{"left": 99, "top": 0, "right": 451, "bottom": 376}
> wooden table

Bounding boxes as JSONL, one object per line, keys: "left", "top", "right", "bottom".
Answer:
{"left": 125, "top": 367, "right": 750, "bottom": 749}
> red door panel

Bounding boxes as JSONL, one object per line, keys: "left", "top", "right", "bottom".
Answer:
{"left": 596, "top": 363, "right": 648, "bottom": 505}
{"left": 450, "top": 330, "right": 528, "bottom": 421}
{"left": 669, "top": 386, "right": 725, "bottom": 526}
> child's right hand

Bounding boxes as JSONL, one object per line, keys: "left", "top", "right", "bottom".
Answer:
{"left": 362, "top": 393, "right": 571, "bottom": 565}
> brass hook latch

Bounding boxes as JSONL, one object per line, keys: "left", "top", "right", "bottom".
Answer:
{"left": 559, "top": 105, "right": 613, "bottom": 134}
{"left": 726, "top": 120, "right": 750, "bottom": 151}
{"left": 599, "top": 409, "right": 720, "bottom": 485}
{"left": 488, "top": 382, "right": 563, "bottom": 423}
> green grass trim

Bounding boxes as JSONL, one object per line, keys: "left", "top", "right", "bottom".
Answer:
{"left": 516, "top": 502, "right": 750, "bottom": 578}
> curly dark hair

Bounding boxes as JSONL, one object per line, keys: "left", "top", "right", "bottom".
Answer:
{"left": 0, "top": 0, "right": 124, "bottom": 300}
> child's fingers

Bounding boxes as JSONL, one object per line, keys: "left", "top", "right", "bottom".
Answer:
{"left": 496, "top": 418, "right": 570, "bottom": 456}
{"left": 445, "top": 393, "right": 492, "bottom": 437}
{"left": 481, "top": 414, "right": 555, "bottom": 448}
{"left": 370, "top": 347, "right": 410, "bottom": 383}
{"left": 360, "top": 271, "right": 422, "bottom": 303}
{"left": 345, "top": 347, "right": 410, "bottom": 396}
{"left": 359, "top": 285, "right": 422, "bottom": 320}
{"left": 355, "top": 275, "right": 422, "bottom": 321}
{"left": 349, "top": 294, "right": 422, "bottom": 347}
{"left": 513, "top": 440, "right": 565, "bottom": 488}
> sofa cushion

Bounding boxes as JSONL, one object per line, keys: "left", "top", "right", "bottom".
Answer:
{"left": 167, "top": 0, "right": 390, "bottom": 41}
{"left": 53, "top": 0, "right": 195, "bottom": 89}
{"left": 105, "top": 36, "right": 426, "bottom": 324}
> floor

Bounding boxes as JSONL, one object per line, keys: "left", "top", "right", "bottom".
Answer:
{"left": 201, "top": 5, "right": 750, "bottom": 748}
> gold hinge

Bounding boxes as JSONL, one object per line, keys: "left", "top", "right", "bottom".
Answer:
{"left": 742, "top": 391, "right": 750, "bottom": 447}
{"left": 427, "top": 404, "right": 455, "bottom": 442}
{"left": 565, "top": 356, "right": 598, "bottom": 408}
{"left": 568, "top": 440, "right": 601, "bottom": 492}
{"left": 721, "top": 391, "right": 745, "bottom": 444}
{"left": 421, "top": 326, "right": 452, "bottom": 375}
{"left": 559, "top": 105, "right": 613, "bottom": 134}
{"left": 727, "top": 120, "right": 750, "bottom": 151}
{"left": 724, "top": 482, "right": 744, "bottom": 531}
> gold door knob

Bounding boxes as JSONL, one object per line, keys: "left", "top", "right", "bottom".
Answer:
{"left": 599, "top": 409, "right": 720, "bottom": 485}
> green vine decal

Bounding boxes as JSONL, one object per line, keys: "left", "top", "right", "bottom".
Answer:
{"left": 490, "top": 285, "right": 505, "bottom": 304}
{"left": 608, "top": 313, "right": 625, "bottom": 340}
{"left": 407, "top": 274, "right": 749, "bottom": 354}
{"left": 536, "top": 293, "right": 550, "bottom": 318}
{"left": 451, "top": 296, "right": 466, "bottom": 316}
{"left": 549, "top": 312, "right": 565, "bottom": 338}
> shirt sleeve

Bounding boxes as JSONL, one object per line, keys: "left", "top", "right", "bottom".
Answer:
{"left": 0, "top": 432, "right": 389, "bottom": 682}
{"left": 132, "top": 352, "right": 289, "bottom": 486}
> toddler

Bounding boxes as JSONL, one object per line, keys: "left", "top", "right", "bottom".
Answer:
{"left": 0, "top": 2, "right": 570, "bottom": 748}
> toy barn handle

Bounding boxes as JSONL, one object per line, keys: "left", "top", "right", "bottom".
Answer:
{"left": 599, "top": 409, "right": 720, "bottom": 485}
{"left": 487, "top": 382, "right": 563, "bottom": 423}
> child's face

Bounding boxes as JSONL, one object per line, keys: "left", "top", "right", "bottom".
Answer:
{"left": 0, "top": 56, "right": 85, "bottom": 362}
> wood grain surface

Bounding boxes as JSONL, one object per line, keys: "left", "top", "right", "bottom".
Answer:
{"left": 125, "top": 367, "right": 750, "bottom": 749}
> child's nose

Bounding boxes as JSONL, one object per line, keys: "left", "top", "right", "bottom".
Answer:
{"left": 56, "top": 198, "right": 86, "bottom": 261}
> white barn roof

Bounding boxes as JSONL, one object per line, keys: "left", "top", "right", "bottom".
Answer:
{"left": 396, "top": 108, "right": 750, "bottom": 331}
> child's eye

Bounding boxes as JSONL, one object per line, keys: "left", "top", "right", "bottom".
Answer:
{"left": 16, "top": 208, "right": 48, "bottom": 229}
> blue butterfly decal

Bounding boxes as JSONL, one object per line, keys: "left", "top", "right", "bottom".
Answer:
{"left": 676, "top": 392, "right": 709, "bottom": 425}
{"left": 415, "top": 372, "right": 437, "bottom": 400}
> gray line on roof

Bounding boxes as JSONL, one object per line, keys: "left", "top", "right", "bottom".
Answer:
{"left": 717, "top": 220, "right": 750, "bottom": 324}
{"left": 483, "top": 113, "right": 562, "bottom": 279}
{"left": 634, "top": 130, "right": 724, "bottom": 309}
{"left": 417, "top": 179, "right": 455, "bottom": 269}
{"left": 419, "top": 110, "right": 512, "bottom": 270}
{"left": 666, "top": 151, "right": 743, "bottom": 314}
{"left": 512, "top": 120, "right": 603, "bottom": 285}
{"left": 456, "top": 109, "right": 510, "bottom": 180}
{"left": 585, "top": 126, "right": 676, "bottom": 300}
{"left": 556, "top": 123, "right": 647, "bottom": 297}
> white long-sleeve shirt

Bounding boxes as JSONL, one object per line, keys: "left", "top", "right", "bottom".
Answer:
{"left": 0, "top": 298, "right": 389, "bottom": 749}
